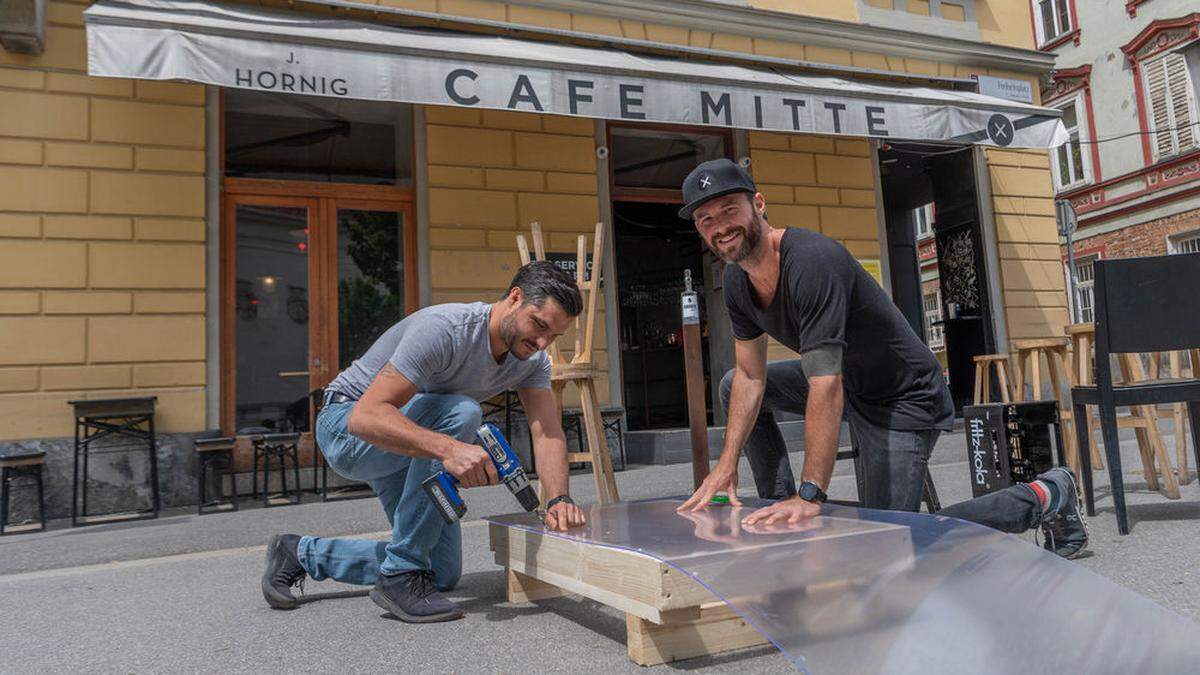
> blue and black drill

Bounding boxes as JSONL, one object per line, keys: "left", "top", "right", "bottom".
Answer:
{"left": 422, "top": 422, "right": 539, "bottom": 523}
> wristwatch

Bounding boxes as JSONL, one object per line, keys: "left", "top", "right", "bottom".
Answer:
{"left": 545, "top": 494, "right": 575, "bottom": 510}
{"left": 798, "top": 481, "right": 827, "bottom": 504}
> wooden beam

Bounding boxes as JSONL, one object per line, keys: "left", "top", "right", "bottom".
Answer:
{"left": 626, "top": 604, "right": 769, "bottom": 666}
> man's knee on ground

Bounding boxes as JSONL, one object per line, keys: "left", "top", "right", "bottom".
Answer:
{"left": 719, "top": 368, "right": 736, "bottom": 407}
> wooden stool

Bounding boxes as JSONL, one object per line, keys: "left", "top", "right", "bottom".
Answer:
{"left": 194, "top": 436, "right": 238, "bottom": 515}
{"left": 972, "top": 354, "right": 1014, "bottom": 404}
{"left": 1065, "top": 323, "right": 1105, "bottom": 470}
{"left": 518, "top": 222, "right": 619, "bottom": 504}
{"left": 1067, "top": 324, "right": 1181, "bottom": 498}
{"left": 1012, "top": 338, "right": 1080, "bottom": 478}
{"left": 1116, "top": 352, "right": 1181, "bottom": 498}
{"left": 1, "top": 451, "right": 47, "bottom": 535}
{"left": 1148, "top": 350, "right": 1200, "bottom": 486}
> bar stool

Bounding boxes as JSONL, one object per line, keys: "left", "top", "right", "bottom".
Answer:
{"left": 1012, "top": 338, "right": 1081, "bottom": 476}
{"left": 251, "top": 432, "right": 302, "bottom": 508}
{"left": 973, "top": 354, "right": 1014, "bottom": 404}
{"left": 1, "top": 451, "right": 47, "bottom": 535}
{"left": 194, "top": 436, "right": 238, "bottom": 515}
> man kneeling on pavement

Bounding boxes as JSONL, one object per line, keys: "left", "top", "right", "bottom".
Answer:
{"left": 262, "top": 261, "right": 587, "bottom": 622}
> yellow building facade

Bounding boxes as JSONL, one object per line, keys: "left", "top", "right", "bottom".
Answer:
{"left": 0, "top": 0, "right": 1067, "bottom": 510}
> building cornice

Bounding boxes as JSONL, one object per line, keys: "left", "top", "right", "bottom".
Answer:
{"left": 284, "top": 0, "right": 1056, "bottom": 76}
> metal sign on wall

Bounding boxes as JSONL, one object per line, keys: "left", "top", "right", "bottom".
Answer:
{"left": 84, "top": 0, "right": 1068, "bottom": 149}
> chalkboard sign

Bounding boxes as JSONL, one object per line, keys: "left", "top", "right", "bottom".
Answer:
{"left": 545, "top": 252, "right": 597, "bottom": 284}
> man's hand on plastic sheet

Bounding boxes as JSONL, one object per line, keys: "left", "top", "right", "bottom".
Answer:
{"left": 741, "top": 495, "right": 821, "bottom": 526}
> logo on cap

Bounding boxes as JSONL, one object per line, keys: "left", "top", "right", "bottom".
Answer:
{"left": 699, "top": 175, "right": 711, "bottom": 189}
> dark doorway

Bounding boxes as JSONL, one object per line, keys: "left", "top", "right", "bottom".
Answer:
{"left": 879, "top": 143, "right": 996, "bottom": 414}
{"left": 613, "top": 201, "right": 716, "bottom": 430}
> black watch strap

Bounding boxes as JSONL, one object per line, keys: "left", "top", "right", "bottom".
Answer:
{"left": 799, "top": 481, "right": 827, "bottom": 503}
{"left": 545, "top": 494, "right": 575, "bottom": 510}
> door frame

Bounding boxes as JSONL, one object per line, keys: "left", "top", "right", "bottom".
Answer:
{"left": 605, "top": 121, "right": 734, "bottom": 430}
{"left": 220, "top": 177, "right": 416, "bottom": 434}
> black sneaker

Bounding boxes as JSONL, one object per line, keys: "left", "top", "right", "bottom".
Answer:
{"left": 261, "top": 534, "right": 306, "bottom": 609}
{"left": 370, "top": 570, "right": 464, "bottom": 623}
{"left": 1038, "top": 468, "right": 1089, "bottom": 559}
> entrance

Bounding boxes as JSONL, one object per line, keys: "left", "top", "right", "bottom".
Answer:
{"left": 879, "top": 143, "right": 996, "bottom": 414}
{"left": 608, "top": 124, "right": 733, "bottom": 431}
{"left": 221, "top": 190, "right": 416, "bottom": 434}
{"left": 220, "top": 90, "right": 416, "bottom": 435}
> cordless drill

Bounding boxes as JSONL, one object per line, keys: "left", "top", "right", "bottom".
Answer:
{"left": 422, "top": 422, "right": 539, "bottom": 524}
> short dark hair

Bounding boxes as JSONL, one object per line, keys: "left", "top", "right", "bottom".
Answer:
{"left": 505, "top": 260, "right": 583, "bottom": 317}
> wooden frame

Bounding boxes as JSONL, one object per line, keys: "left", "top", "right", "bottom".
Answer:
{"left": 489, "top": 516, "right": 914, "bottom": 666}
{"left": 517, "top": 222, "right": 620, "bottom": 504}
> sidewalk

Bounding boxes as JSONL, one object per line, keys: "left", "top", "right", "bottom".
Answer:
{"left": 2, "top": 429, "right": 1198, "bottom": 672}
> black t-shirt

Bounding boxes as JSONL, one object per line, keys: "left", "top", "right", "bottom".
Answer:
{"left": 724, "top": 228, "right": 954, "bottom": 431}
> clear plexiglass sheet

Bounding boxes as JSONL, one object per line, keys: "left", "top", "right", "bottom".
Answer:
{"left": 487, "top": 499, "right": 1200, "bottom": 673}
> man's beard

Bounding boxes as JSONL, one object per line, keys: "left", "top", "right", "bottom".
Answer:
{"left": 499, "top": 313, "right": 532, "bottom": 361}
{"left": 705, "top": 212, "right": 764, "bottom": 263}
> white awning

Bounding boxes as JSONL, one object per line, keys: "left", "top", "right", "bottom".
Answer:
{"left": 84, "top": 0, "right": 1067, "bottom": 148}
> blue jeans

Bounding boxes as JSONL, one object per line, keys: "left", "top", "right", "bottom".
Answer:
{"left": 720, "top": 361, "right": 1042, "bottom": 534}
{"left": 297, "top": 393, "right": 482, "bottom": 590}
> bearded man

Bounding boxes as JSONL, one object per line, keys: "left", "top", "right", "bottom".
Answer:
{"left": 262, "top": 261, "right": 587, "bottom": 622}
{"left": 677, "top": 158, "right": 1087, "bottom": 560}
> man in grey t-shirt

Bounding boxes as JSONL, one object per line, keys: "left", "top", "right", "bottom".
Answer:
{"left": 262, "top": 261, "right": 587, "bottom": 623}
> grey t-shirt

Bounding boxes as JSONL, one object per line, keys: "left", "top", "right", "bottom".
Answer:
{"left": 326, "top": 302, "right": 552, "bottom": 402}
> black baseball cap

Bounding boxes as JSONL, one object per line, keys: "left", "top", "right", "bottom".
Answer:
{"left": 678, "top": 158, "right": 757, "bottom": 220}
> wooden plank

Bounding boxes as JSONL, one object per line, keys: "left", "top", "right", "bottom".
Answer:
{"left": 626, "top": 604, "right": 769, "bottom": 666}
{"left": 488, "top": 524, "right": 713, "bottom": 614}
{"left": 507, "top": 569, "right": 569, "bottom": 603}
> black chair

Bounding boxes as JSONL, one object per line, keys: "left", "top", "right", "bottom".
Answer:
{"left": 1071, "top": 253, "right": 1200, "bottom": 535}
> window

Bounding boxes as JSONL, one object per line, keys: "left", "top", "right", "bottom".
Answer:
{"left": 1033, "top": 0, "right": 1073, "bottom": 46}
{"left": 1034, "top": 0, "right": 1072, "bottom": 45}
{"left": 224, "top": 90, "right": 413, "bottom": 185}
{"left": 1142, "top": 52, "right": 1198, "bottom": 160}
{"left": 1074, "top": 257, "right": 1095, "bottom": 324}
{"left": 1171, "top": 231, "right": 1200, "bottom": 255}
{"left": 1052, "top": 97, "right": 1089, "bottom": 190}
{"left": 923, "top": 291, "right": 945, "bottom": 351}
{"left": 913, "top": 203, "right": 934, "bottom": 239}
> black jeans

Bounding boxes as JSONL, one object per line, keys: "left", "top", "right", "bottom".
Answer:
{"left": 719, "top": 360, "right": 1043, "bottom": 534}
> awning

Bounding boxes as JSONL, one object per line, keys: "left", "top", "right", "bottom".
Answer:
{"left": 84, "top": 0, "right": 1068, "bottom": 148}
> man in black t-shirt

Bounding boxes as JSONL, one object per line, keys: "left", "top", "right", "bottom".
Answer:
{"left": 676, "top": 158, "right": 1087, "bottom": 559}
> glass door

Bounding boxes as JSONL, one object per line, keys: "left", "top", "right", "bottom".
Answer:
{"left": 331, "top": 204, "right": 416, "bottom": 373}
{"left": 227, "top": 199, "right": 320, "bottom": 434}
{"left": 222, "top": 194, "right": 415, "bottom": 435}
